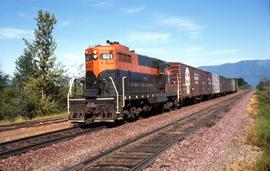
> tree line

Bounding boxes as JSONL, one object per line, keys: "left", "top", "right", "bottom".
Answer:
{"left": 0, "top": 10, "right": 69, "bottom": 121}
{"left": 236, "top": 77, "right": 252, "bottom": 89}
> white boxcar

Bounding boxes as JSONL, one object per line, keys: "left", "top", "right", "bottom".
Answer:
{"left": 211, "top": 73, "right": 220, "bottom": 94}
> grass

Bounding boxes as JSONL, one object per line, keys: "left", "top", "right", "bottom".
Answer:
{"left": 249, "top": 90, "right": 270, "bottom": 170}
{"left": 0, "top": 111, "right": 68, "bottom": 126}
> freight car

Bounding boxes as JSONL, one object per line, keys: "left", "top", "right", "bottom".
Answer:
{"left": 68, "top": 41, "right": 237, "bottom": 124}
{"left": 168, "top": 62, "right": 213, "bottom": 103}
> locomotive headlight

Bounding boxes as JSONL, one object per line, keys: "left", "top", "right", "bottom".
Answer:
{"left": 93, "top": 54, "right": 98, "bottom": 59}
{"left": 93, "top": 50, "right": 97, "bottom": 54}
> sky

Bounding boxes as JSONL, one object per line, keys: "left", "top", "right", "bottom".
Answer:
{"left": 0, "top": 0, "right": 269, "bottom": 76}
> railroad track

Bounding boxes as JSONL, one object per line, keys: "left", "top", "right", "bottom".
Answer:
{"left": 64, "top": 92, "right": 246, "bottom": 171}
{"left": 0, "top": 125, "right": 106, "bottom": 160}
{"left": 0, "top": 116, "right": 68, "bottom": 132}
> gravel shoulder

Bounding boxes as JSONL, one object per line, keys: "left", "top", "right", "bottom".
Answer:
{"left": 225, "top": 92, "right": 262, "bottom": 171}
{"left": 0, "top": 122, "right": 73, "bottom": 143}
{"left": 145, "top": 90, "right": 255, "bottom": 171}
{"left": 0, "top": 92, "right": 246, "bottom": 171}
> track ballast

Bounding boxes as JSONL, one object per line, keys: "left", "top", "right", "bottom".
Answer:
{"left": 64, "top": 92, "right": 246, "bottom": 171}
{"left": 0, "top": 125, "right": 106, "bottom": 160}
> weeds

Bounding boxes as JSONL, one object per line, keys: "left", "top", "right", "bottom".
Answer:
{"left": 250, "top": 90, "right": 270, "bottom": 170}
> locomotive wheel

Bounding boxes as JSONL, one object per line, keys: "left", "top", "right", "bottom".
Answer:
{"left": 127, "top": 106, "right": 142, "bottom": 121}
{"left": 173, "top": 100, "right": 180, "bottom": 109}
{"left": 123, "top": 107, "right": 136, "bottom": 122}
{"left": 130, "top": 107, "right": 137, "bottom": 119}
{"left": 122, "top": 110, "right": 129, "bottom": 119}
{"left": 163, "top": 101, "right": 173, "bottom": 112}
{"left": 162, "top": 103, "right": 169, "bottom": 112}
{"left": 122, "top": 110, "right": 130, "bottom": 123}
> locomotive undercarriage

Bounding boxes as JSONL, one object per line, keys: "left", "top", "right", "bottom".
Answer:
{"left": 121, "top": 99, "right": 152, "bottom": 120}
{"left": 69, "top": 96, "right": 180, "bottom": 124}
{"left": 68, "top": 71, "right": 180, "bottom": 124}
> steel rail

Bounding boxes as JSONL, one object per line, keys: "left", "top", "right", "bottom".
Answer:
{"left": 0, "top": 125, "right": 106, "bottom": 160}
{"left": 130, "top": 108, "right": 225, "bottom": 171}
{"left": 0, "top": 116, "right": 68, "bottom": 132}
{"left": 63, "top": 92, "right": 246, "bottom": 171}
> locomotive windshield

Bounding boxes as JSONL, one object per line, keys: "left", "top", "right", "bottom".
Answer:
{"left": 85, "top": 54, "right": 93, "bottom": 61}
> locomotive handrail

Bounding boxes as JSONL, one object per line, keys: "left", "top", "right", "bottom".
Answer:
{"left": 109, "top": 77, "right": 120, "bottom": 114}
{"left": 177, "top": 73, "right": 180, "bottom": 102}
{"left": 67, "top": 77, "right": 75, "bottom": 114}
{"left": 122, "top": 76, "right": 126, "bottom": 107}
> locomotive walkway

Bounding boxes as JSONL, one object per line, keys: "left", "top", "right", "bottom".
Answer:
{"left": 63, "top": 92, "right": 246, "bottom": 171}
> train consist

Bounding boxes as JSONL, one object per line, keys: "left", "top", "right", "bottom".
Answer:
{"left": 68, "top": 41, "right": 238, "bottom": 124}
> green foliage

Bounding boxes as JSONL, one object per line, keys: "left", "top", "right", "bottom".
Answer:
{"left": 0, "top": 87, "right": 22, "bottom": 121}
{"left": 253, "top": 90, "right": 270, "bottom": 170}
{"left": 13, "top": 39, "right": 37, "bottom": 86}
{"left": 33, "top": 10, "right": 58, "bottom": 100}
{"left": 236, "top": 77, "right": 252, "bottom": 89}
{"left": 0, "top": 70, "right": 9, "bottom": 89}
{"left": 256, "top": 80, "right": 270, "bottom": 92}
{"left": 0, "top": 10, "right": 70, "bottom": 121}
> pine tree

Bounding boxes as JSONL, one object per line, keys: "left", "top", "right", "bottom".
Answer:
{"left": 14, "top": 38, "right": 37, "bottom": 86}
{"left": 33, "top": 10, "right": 58, "bottom": 99}
{"left": 13, "top": 10, "right": 69, "bottom": 117}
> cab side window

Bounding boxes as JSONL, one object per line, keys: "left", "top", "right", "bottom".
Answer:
{"left": 118, "top": 53, "right": 132, "bottom": 63}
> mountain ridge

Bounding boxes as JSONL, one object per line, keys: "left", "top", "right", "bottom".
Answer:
{"left": 199, "top": 59, "right": 270, "bottom": 87}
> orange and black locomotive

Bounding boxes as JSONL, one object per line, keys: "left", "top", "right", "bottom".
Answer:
{"left": 68, "top": 40, "right": 173, "bottom": 124}
{"left": 68, "top": 41, "right": 237, "bottom": 124}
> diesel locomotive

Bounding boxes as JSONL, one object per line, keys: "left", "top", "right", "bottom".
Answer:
{"left": 68, "top": 41, "right": 237, "bottom": 124}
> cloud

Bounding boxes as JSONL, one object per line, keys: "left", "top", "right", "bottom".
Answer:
{"left": 176, "top": 47, "right": 240, "bottom": 67}
{"left": 57, "top": 53, "right": 85, "bottom": 77}
{"left": 185, "top": 46, "right": 204, "bottom": 56}
{"left": 58, "top": 20, "right": 71, "bottom": 28}
{"left": 135, "top": 47, "right": 168, "bottom": 57}
{"left": 156, "top": 16, "right": 205, "bottom": 38}
{"left": 211, "top": 48, "right": 239, "bottom": 55}
{"left": 125, "top": 31, "right": 170, "bottom": 42}
{"left": 58, "top": 53, "right": 83, "bottom": 63}
{"left": 155, "top": 46, "right": 240, "bottom": 66}
{"left": 82, "top": 0, "right": 115, "bottom": 8}
{"left": 18, "top": 12, "right": 33, "bottom": 19}
{"left": 123, "top": 45, "right": 241, "bottom": 67}
{"left": 121, "top": 6, "right": 144, "bottom": 13}
{"left": 0, "top": 28, "right": 33, "bottom": 39}
{"left": 182, "top": 46, "right": 238, "bottom": 57}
